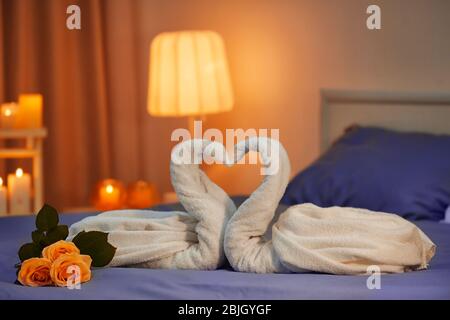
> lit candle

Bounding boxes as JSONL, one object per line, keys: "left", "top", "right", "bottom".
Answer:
{"left": 8, "top": 168, "right": 31, "bottom": 215}
{"left": 0, "top": 102, "right": 19, "bottom": 129}
{"left": 127, "top": 181, "right": 161, "bottom": 209}
{"left": 0, "top": 178, "right": 7, "bottom": 216}
{"left": 93, "top": 179, "right": 126, "bottom": 211}
{"left": 17, "top": 94, "right": 43, "bottom": 129}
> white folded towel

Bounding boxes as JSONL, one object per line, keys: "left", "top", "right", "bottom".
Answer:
{"left": 224, "top": 137, "right": 436, "bottom": 274}
{"left": 68, "top": 139, "right": 236, "bottom": 270}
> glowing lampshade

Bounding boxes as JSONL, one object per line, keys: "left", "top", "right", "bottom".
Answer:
{"left": 148, "top": 31, "right": 234, "bottom": 117}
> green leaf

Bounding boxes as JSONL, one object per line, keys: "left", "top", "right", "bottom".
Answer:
{"left": 18, "top": 243, "right": 41, "bottom": 262}
{"left": 42, "top": 225, "right": 69, "bottom": 246}
{"left": 88, "top": 241, "right": 116, "bottom": 268}
{"left": 35, "top": 204, "right": 59, "bottom": 232}
{"left": 73, "top": 231, "right": 116, "bottom": 267}
{"left": 31, "top": 230, "right": 45, "bottom": 245}
{"left": 72, "top": 230, "right": 86, "bottom": 244}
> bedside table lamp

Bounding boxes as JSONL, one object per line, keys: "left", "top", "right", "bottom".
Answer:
{"left": 147, "top": 30, "right": 234, "bottom": 134}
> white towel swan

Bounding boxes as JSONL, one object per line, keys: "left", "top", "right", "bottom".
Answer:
{"left": 68, "top": 139, "right": 236, "bottom": 270}
{"left": 224, "top": 137, "right": 436, "bottom": 274}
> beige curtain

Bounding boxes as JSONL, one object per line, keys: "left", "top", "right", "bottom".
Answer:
{"left": 0, "top": 0, "right": 149, "bottom": 210}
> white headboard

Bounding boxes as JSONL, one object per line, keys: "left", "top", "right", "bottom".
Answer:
{"left": 320, "top": 89, "right": 450, "bottom": 151}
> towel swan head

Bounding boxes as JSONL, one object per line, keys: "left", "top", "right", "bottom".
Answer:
{"left": 170, "top": 139, "right": 237, "bottom": 218}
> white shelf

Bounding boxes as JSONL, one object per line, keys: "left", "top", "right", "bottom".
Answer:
{"left": 0, "top": 149, "right": 37, "bottom": 158}
{"left": 0, "top": 128, "right": 47, "bottom": 139}
{"left": 0, "top": 127, "right": 47, "bottom": 213}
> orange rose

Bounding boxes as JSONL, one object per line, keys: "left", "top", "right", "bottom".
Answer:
{"left": 18, "top": 258, "right": 53, "bottom": 287}
{"left": 50, "top": 253, "right": 92, "bottom": 287}
{"left": 42, "top": 240, "right": 80, "bottom": 262}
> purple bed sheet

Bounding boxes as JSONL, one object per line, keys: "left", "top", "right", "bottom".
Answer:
{"left": 1, "top": 203, "right": 450, "bottom": 300}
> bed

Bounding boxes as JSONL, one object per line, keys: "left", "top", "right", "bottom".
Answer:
{"left": 1, "top": 199, "right": 450, "bottom": 299}
{"left": 1, "top": 89, "right": 450, "bottom": 300}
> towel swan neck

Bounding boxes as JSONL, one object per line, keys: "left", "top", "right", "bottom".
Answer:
{"left": 224, "top": 137, "right": 292, "bottom": 273}
{"left": 164, "top": 139, "right": 237, "bottom": 269}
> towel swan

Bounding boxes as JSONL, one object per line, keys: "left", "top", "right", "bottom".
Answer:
{"left": 68, "top": 139, "right": 236, "bottom": 270}
{"left": 224, "top": 137, "right": 436, "bottom": 274}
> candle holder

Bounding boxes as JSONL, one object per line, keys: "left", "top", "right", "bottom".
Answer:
{"left": 127, "top": 180, "right": 161, "bottom": 209}
{"left": 0, "top": 127, "right": 47, "bottom": 214}
{"left": 92, "top": 179, "right": 127, "bottom": 211}
{"left": 0, "top": 103, "right": 19, "bottom": 129}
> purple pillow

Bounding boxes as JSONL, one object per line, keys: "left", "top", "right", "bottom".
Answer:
{"left": 281, "top": 126, "right": 450, "bottom": 220}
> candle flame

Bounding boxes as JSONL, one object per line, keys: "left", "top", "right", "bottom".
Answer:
{"left": 105, "top": 184, "right": 114, "bottom": 194}
{"left": 0, "top": 177, "right": 3, "bottom": 186}
{"left": 3, "top": 108, "right": 12, "bottom": 117}
{"left": 16, "top": 168, "right": 23, "bottom": 178}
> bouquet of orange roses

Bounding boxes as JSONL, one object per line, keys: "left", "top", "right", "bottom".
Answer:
{"left": 15, "top": 205, "right": 116, "bottom": 287}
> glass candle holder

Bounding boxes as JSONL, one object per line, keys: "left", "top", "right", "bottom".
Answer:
{"left": 92, "top": 179, "right": 127, "bottom": 211}
{"left": 126, "top": 180, "right": 161, "bottom": 209}
{"left": 0, "top": 102, "right": 19, "bottom": 129}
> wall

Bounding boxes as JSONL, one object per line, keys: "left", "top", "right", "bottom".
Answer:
{"left": 125, "top": 0, "right": 450, "bottom": 196}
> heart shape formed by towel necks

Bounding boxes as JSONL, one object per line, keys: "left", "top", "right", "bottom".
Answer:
{"left": 171, "top": 137, "right": 282, "bottom": 176}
